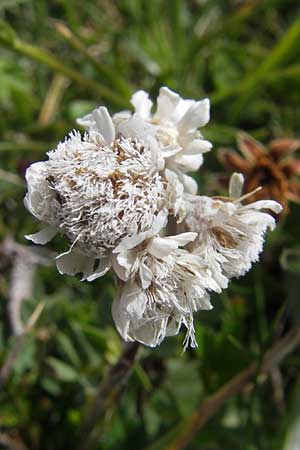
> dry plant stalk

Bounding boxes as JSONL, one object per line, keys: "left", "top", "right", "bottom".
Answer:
{"left": 0, "top": 302, "right": 44, "bottom": 389}
{"left": 0, "top": 237, "right": 51, "bottom": 335}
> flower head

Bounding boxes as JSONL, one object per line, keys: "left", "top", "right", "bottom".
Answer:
{"left": 25, "top": 107, "right": 177, "bottom": 281}
{"left": 112, "top": 232, "right": 221, "bottom": 348}
{"left": 183, "top": 173, "right": 282, "bottom": 281}
{"left": 79, "top": 87, "right": 212, "bottom": 194}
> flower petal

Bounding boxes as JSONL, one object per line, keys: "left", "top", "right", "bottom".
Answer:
{"left": 175, "top": 153, "right": 204, "bottom": 172}
{"left": 148, "top": 236, "right": 179, "bottom": 258}
{"left": 112, "top": 250, "right": 137, "bottom": 281}
{"left": 165, "top": 169, "right": 184, "bottom": 217}
{"left": 77, "top": 106, "right": 115, "bottom": 144}
{"left": 86, "top": 257, "right": 111, "bottom": 282}
{"left": 148, "top": 232, "right": 196, "bottom": 258}
{"left": 92, "top": 107, "right": 115, "bottom": 145}
{"left": 112, "top": 294, "right": 132, "bottom": 343}
{"left": 156, "top": 87, "right": 180, "bottom": 119}
{"left": 113, "top": 231, "right": 149, "bottom": 254}
{"left": 178, "top": 98, "right": 210, "bottom": 132}
{"left": 139, "top": 262, "right": 153, "bottom": 289}
{"left": 113, "top": 209, "right": 168, "bottom": 253}
{"left": 118, "top": 113, "right": 155, "bottom": 142}
{"left": 229, "top": 173, "right": 244, "bottom": 199}
{"left": 25, "top": 226, "right": 57, "bottom": 245}
{"left": 161, "top": 145, "right": 182, "bottom": 158}
{"left": 56, "top": 248, "right": 95, "bottom": 278}
{"left": 123, "top": 284, "right": 147, "bottom": 319}
{"left": 185, "top": 139, "right": 212, "bottom": 154}
{"left": 166, "top": 232, "right": 197, "bottom": 246}
{"left": 131, "top": 90, "right": 153, "bottom": 119}
{"left": 241, "top": 200, "right": 282, "bottom": 214}
{"left": 180, "top": 174, "right": 198, "bottom": 195}
{"left": 113, "top": 110, "right": 132, "bottom": 127}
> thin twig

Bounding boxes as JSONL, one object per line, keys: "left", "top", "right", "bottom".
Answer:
{"left": 0, "top": 302, "right": 45, "bottom": 389}
{"left": 147, "top": 328, "right": 300, "bottom": 450}
{"left": 77, "top": 341, "right": 140, "bottom": 450}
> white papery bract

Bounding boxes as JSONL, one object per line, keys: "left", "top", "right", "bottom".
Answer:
{"left": 111, "top": 233, "right": 221, "bottom": 349}
{"left": 184, "top": 173, "right": 282, "bottom": 282}
{"left": 24, "top": 107, "right": 177, "bottom": 281}
{"left": 79, "top": 87, "right": 212, "bottom": 194}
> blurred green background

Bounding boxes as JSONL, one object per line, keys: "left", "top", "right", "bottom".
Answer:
{"left": 0, "top": 1, "right": 300, "bottom": 449}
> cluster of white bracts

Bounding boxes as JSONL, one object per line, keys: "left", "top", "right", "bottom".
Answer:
{"left": 24, "top": 87, "right": 282, "bottom": 348}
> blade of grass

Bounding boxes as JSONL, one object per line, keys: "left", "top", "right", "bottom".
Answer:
{"left": 38, "top": 73, "right": 69, "bottom": 126}
{"left": 230, "top": 19, "right": 300, "bottom": 119}
{"left": 211, "top": 63, "right": 300, "bottom": 106}
{"left": 53, "top": 20, "right": 132, "bottom": 99}
{"left": 0, "top": 20, "right": 129, "bottom": 108}
{"left": 0, "top": 141, "right": 50, "bottom": 152}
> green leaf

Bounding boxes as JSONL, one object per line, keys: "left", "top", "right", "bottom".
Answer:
{"left": 41, "top": 377, "right": 62, "bottom": 396}
{"left": 57, "top": 331, "right": 81, "bottom": 367}
{"left": 47, "top": 357, "right": 80, "bottom": 383}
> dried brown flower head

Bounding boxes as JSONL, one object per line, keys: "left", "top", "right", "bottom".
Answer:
{"left": 218, "top": 133, "right": 300, "bottom": 215}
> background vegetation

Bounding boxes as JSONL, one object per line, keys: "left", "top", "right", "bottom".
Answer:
{"left": 0, "top": 1, "right": 300, "bottom": 449}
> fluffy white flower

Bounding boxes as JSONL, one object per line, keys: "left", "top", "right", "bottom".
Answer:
{"left": 111, "top": 232, "right": 222, "bottom": 348}
{"left": 24, "top": 88, "right": 283, "bottom": 350}
{"left": 183, "top": 173, "right": 282, "bottom": 281}
{"left": 24, "top": 107, "right": 180, "bottom": 281}
{"left": 79, "top": 87, "right": 212, "bottom": 194}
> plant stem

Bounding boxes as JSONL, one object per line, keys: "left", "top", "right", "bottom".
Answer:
{"left": 77, "top": 341, "right": 140, "bottom": 450}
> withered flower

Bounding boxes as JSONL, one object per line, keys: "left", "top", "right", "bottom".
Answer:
{"left": 218, "top": 133, "right": 300, "bottom": 214}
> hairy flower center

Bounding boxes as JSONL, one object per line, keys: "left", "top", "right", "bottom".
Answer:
{"left": 45, "top": 135, "right": 167, "bottom": 254}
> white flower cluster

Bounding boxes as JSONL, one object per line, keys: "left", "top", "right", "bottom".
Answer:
{"left": 24, "top": 87, "right": 282, "bottom": 349}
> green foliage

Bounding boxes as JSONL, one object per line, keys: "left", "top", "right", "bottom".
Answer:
{"left": 0, "top": 1, "right": 300, "bottom": 449}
